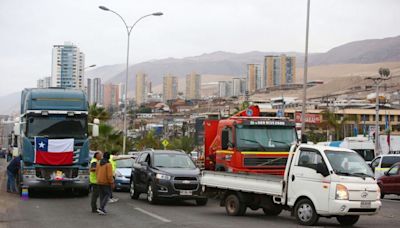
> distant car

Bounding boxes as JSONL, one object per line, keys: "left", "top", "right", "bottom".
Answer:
{"left": 377, "top": 162, "right": 400, "bottom": 199}
{"left": 129, "top": 150, "right": 208, "bottom": 206}
{"left": 114, "top": 156, "right": 135, "bottom": 191}
{"left": 370, "top": 154, "right": 400, "bottom": 178}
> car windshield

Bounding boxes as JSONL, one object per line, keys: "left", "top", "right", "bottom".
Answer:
{"left": 325, "top": 150, "right": 374, "bottom": 177}
{"left": 236, "top": 125, "right": 296, "bottom": 151}
{"left": 27, "top": 114, "right": 87, "bottom": 139}
{"left": 116, "top": 159, "right": 134, "bottom": 168}
{"left": 154, "top": 153, "right": 196, "bottom": 169}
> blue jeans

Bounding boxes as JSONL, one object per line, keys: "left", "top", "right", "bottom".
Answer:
{"left": 7, "top": 170, "right": 17, "bottom": 192}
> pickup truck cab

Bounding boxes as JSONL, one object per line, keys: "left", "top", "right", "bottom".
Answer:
{"left": 201, "top": 144, "right": 381, "bottom": 226}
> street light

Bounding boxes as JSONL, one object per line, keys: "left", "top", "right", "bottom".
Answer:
{"left": 365, "top": 67, "right": 391, "bottom": 156}
{"left": 99, "top": 5, "right": 163, "bottom": 154}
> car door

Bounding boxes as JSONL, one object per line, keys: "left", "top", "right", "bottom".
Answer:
{"left": 134, "top": 153, "right": 149, "bottom": 191}
{"left": 386, "top": 165, "right": 400, "bottom": 194}
{"left": 288, "top": 148, "right": 331, "bottom": 213}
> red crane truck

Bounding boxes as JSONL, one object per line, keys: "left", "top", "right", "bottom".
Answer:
{"left": 203, "top": 106, "right": 298, "bottom": 175}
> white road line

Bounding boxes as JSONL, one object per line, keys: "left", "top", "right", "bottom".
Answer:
{"left": 128, "top": 204, "right": 171, "bottom": 223}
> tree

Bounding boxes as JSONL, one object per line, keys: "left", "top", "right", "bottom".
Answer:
{"left": 234, "top": 101, "right": 250, "bottom": 114}
{"left": 90, "top": 124, "right": 134, "bottom": 154}
{"left": 89, "top": 103, "right": 110, "bottom": 123}
{"left": 168, "top": 136, "right": 195, "bottom": 153}
{"left": 321, "top": 109, "right": 352, "bottom": 140}
{"left": 135, "top": 131, "right": 162, "bottom": 151}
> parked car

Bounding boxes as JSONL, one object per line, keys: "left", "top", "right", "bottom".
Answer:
{"left": 129, "top": 150, "right": 208, "bottom": 205}
{"left": 370, "top": 154, "right": 400, "bottom": 178}
{"left": 114, "top": 156, "right": 135, "bottom": 191}
{"left": 377, "top": 162, "right": 400, "bottom": 199}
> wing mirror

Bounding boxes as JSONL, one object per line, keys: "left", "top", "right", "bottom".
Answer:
{"left": 316, "top": 163, "right": 330, "bottom": 177}
{"left": 301, "top": 134, "right": 308, "bottom": 144}
{"left": 221, "top": 129, "right": 229, "bottom": 150}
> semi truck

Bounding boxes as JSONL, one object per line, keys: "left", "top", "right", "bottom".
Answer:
{"left": 203, "top": 105, "right": 298, "bottom": 175}
{"left": 201, "top": 144, "right": 381, "bottom": 226}
{"left": 13, "top": 88, "right": 99, "bottom": 195}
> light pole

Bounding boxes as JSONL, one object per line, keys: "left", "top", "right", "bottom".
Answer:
{"left": 365, "top": 68, "right": 391, "bottom": 156}
{"left": 301, "top": 0, "right": 311, "bottom": 136}
{"left": 99, "top": 6, "right": 163, "bottom": 154}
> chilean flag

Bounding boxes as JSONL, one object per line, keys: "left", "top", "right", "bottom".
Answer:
{"left": 35, "top": 137, "right": 74, "bottom": 165}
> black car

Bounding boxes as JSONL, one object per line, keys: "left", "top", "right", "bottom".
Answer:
{"left": 129, "top": 150, "right": 208, "bottom": 206}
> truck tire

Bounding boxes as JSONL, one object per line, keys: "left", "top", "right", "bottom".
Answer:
{"left": 336, "top": 215, "right": 360, "bottom": 226}
{"left": 196, "top": 198, "right": 208, "bottom": 206}
{"left": 130, "top": 180, "right": 140, "bottom": 200}
{"left": 262, "top": 205, "right": 283, "bottom": 216}
{"left": 147, "top": 182, "right": 158, "bottom": 204}
{"left": 225, "top": 194, "right": 247, "bottom": 216}
{"left": 294, "top": 198, "right": 319, "bottom": 226}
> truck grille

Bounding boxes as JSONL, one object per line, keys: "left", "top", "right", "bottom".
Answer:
{"left": 35, "top": 167, "right": 78, "bottom": 180}
{"left": 244, "top": 157, "right": 287, "bottom": 167}
{"left": 173, "top": 183, "right": 199, "bottom": 190}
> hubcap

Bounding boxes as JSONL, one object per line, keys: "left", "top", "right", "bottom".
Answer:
{"left": 298, "top": 203, "right": 313, "bottom": 222}
{"left": 227, "top": 198, "right": 236, "bottom": 213}
{"left": 147, "top": 185, "right": 153, "bottom": 202}
{"left": 130, "top": 181, "right": 135, "bottom": 196}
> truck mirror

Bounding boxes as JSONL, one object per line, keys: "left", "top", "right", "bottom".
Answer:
{"left": 13, "top": 124, "right": 20, "bottom": 136}
{"left": 92, "top": 125, "right": 99, "bottom": 137}
{"left": 221, "top": 129, "right": 229, "bottom": 150}
{"left": 301, "top": 134, "right": 308, "bottom": 144}
{"left": 316, "top": 163, "right": 329, "bottom": 177}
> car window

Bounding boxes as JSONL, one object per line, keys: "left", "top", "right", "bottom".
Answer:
{"left": 138, "top": 153, "right": 148, "bottom": 163}
{"left": 371, "top": 157, "right": 380, "bottom": 169}
{"left": 381, "top": 156, "right": 400, "bottom": 168}
{"left": 387, "top": 165, "right": 399, "bottom": 175}
{"left": 298, "top": 150, "right": 324, "bottom": 170}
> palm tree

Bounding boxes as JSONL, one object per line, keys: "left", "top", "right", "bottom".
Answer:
{"left": 89, "top": 103, "right": 110, "bottom": 123}
{"left": 321, "top": 110, "right": 350, "bottom": 140}
{"left": 90, "top": 124, "right": 125, "bottom": 154}
{"left": 234, "top": 101, "right": 250, "bottom": 114}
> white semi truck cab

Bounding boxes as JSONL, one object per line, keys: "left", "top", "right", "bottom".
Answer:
{"left": 201, "top": 144, "right": 381, "bottom": 226}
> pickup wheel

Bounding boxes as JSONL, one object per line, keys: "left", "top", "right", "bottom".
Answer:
{"left": 225, "top": 194, "right": 247, "bottom": 216}
{"left": 294, "top": 198, "right": 319, "bottom": 226}
{"left": 262, "top": 205, "right": 283, "bottom": 216}
{"left": 336, "top": 215, "right": 360, "bottom": 226}
{"left": 130, "top": 180, "right": 140, "bottom": 200}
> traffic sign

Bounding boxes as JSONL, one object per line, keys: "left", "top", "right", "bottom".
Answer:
{"left": 162, "top": 139, "right": 169, "bottom": 149}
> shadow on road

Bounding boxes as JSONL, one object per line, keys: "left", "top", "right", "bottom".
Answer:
{"left": 28, "top": 189, "right": 88, "bottom": 199}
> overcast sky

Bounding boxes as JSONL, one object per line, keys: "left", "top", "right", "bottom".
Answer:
{"left": 0, "top": 0, "right": 399, "bottom": 96}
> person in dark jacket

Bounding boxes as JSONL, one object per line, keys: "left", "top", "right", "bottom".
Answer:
{"left": 95, "top": 152, "right": 114, "bottom": 215}
{"left": 7, "top": 155, "right": 21, "bottom": 193}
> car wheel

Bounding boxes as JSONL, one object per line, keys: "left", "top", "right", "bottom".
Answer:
{"left": 336, "top": 215, "right": 360, "bottom": 226}
{"left": 147, "top": 183, "right": 158, "bottom": 204}
{"left": 294, "top": 198, "right": 319, "bottom": 226}
{"left": 130, "top": 180, "right": 140, "bottom": 200}
{"left": 196, "top": 198, "right": 208, "bottom": 206}
{"left": 225, "top": 194, "right": 246, "bottom": 216}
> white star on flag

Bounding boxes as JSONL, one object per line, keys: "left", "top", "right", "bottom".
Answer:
{"left": 38, "top": 141, "right": 45, "bottom": 148}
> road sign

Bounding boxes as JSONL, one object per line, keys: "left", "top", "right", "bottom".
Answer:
{"left": 162, "top": 139, "right": 169, "bottom": 149}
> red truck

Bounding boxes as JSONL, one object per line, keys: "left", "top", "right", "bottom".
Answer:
{"left": 203, "top": 106, "right": 298, "bottom": 175}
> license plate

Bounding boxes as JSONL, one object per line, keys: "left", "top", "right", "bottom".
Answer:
{"left": 51, "top": 181, "right": 62, "bottom": 186}
{"left": 360, "top": 201, "right": 371, "bottom": 208}
{"left": 180, "top": 190, "right": 192, "bottom": 196}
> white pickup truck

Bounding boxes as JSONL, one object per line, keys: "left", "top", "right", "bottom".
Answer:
{"left": 201, "top": 144, "right": 381, "bottom": 226}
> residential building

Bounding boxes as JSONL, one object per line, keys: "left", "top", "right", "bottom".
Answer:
{"left": 218, "top": 81, "right": 233, "bottom": 98}
{"left": 232, "top": 77, "right": 244, "bottom": 97}
{"left": 263, "top": 55, "right": 296, "bottom": 87}
{"left": 186, "top": 72, "right": 201, "bottom": 100}
{"left": 163, "top": 74, "right": 178, "bottom": 102}
{"left": 86, "top": 78, "right": 92, "bottom": 103}
{"left": 135, "top": 72, "right": 147, "bottom": 105}
{"left": 51, "top": 42, "right": 85, "bottom": 89}
{"left": 117, "top": 83, "right": 125, "bottom": 105}
{"left": 103, "top": 83, "right": 119, "bottom": 109}
{"left": 246, "top": 64, "right": 261, "bottom": 94}
{"left": 37, "top": 76, "right": 51, "bottom": 88}
{"left": 93, "top": 78, "right": 102, "bottom": 105}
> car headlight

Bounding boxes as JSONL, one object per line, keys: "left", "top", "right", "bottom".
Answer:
{"left": 376, "top": 187, "right": 381, "bottom": 200}
{"left": 336, "top": 184, "right": 349, "bottom": 200}
{"left": 156, "top": 173, "right": 171, "bottom": 180}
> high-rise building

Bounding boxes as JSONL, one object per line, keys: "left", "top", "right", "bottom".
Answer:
{"left": 232, "top": 77, "right": 242, "bottom": 97}
{"left": 163, "top": 74, "right": 178, "bottom": 102}
{"left": 86, "top": 78, "right": 92, "bottom": 103}
{"left": 37, "top": 76, "right": 51, "bottom": 88}
{"left": 103, "top": 83, "right": 119, "bottom": 109}
{"left": 51, "top": 42, "right": 85, "bottom": 89}
{"left": 117, "top": 83, "right": 125, "bottom": 105}
{"left": 263, "top": 55, "right": 296, "bottom": 87}
{"left": 86, "top": 77, "right": 102, "bottom": 105}
{"left": 218, "top": 81, "right": 233, "bottom": 98}
{"left": 246, "top": 64, "right": 261, "bottom": 94}
{"left": 185, "top": 72, "right": 201, "bottom": 100}
{"left": 135, "top": 72, "right": 147, "bottom": 105}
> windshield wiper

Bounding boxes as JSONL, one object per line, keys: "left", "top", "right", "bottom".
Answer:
{"left": 240, "top": 138, "right": 267, "bottom": 151}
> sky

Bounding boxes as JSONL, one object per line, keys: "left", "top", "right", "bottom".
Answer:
{"left": 0, "top": 0, "right": 399, "bottom": 96}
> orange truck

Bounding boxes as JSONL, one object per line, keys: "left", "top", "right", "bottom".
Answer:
{"left": 204, "top": 106, "right": 298, "bottom": 175}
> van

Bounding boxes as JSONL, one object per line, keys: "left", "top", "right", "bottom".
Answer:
{"left": 370, "top": 154, "right": 400, "bottom": 178}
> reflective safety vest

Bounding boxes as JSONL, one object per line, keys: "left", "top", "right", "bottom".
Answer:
{"left": 109, "top": 155, "right": 116, "bottom": 174}
{"left": 89, "top": 158, "right": 98, "bottom": 184}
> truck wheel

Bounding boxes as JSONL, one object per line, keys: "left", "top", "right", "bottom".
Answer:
{"left": 336, "top": 215, "right": 359, "bottom": 226}
{"left": 130, "top": 180, "right": 140, "bottom": 200}
{"left": 147, "top": 183, "right": 158, "bottom": 204}
{"left": 225, "top": 194, "right": 247, "bottom": 216}
{"left": 263, "top": 205, "right": 283, "bottom": 216}
{"left": 294, "top": 198, "right": 319, "bottom": 226}
{"left": 196, "top": 198, "right": 208, "bottom": 206}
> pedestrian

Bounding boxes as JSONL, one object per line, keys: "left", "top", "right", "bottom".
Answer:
{"left": 96, "top": 152, "right": 114, "bottom": 215}
{"left": 90, "top": 151, "right": 103, "bottom": 213}
{"left": 7, "top": 155, "right": 21, "bottom": 193}
{"left": 108, "top": 154, "right": 119, "bottom": 203}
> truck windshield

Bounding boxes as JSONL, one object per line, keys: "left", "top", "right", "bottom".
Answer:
{"left": 236, "top": 125, "right": 296, "bottom": 151}
{"left": 325, "top": 150, "right": 374, "bottom": 178}
{"left": 27, "top": 114, "right": 88, "bottom": 139}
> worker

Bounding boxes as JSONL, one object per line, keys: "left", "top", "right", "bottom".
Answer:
{"left": 90, "top": 151, "right": 103, "bottom": 213}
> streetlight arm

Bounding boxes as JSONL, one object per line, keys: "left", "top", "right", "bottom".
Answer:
{"left": 129, "top": 14, "right": 155, "bottom": 34}
{"left": 108, "top": 9, "right": 130, "bottom": 34}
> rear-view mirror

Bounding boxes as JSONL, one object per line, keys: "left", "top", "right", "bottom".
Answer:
{"left": 316, "top": 163, "right": 330, "bottom": 177}
{"left": 221, "top": 129, "right": 229, "bottom": 150}
{"left": 301, "top": 134, "right": 308, "bottom": 144}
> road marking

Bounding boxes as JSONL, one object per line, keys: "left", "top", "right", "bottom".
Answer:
{"left": 128, "top": 204, "right": 171, "bottom": 223}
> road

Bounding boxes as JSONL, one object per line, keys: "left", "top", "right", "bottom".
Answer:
{"left": 1, "top": 158, "right": 400, "bottom": 228}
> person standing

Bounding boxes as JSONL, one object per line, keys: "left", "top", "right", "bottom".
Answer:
{"left": 7, "top": 155, "right": 21, "bottom": 193}
{"left": 108, "top": 154, "right": 119, "bottom": 203}
{"left": 96, "top": 152, "right": 114, "bottom": 215}
{"left": 90, "top": 151, "right": 102, "bottom": 213}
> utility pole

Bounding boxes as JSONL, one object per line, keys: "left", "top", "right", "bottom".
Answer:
{"left": 301, "top": 0, "right": 311, "bottom": 135}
